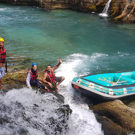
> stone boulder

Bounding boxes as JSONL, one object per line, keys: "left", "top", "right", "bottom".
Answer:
{"left": 91, "top": 100, "right": 135, "bottom": 133}
{"left": 96, "top": 116, "right": 127, "bottom": 135}
{"left": 2, "top": 70, "right": 55, "bottom": 92}
{"left": 0, "top": 70, "right": 72, "bottom": 134}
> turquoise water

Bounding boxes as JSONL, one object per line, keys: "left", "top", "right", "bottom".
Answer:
{"left": 1, "top": 3, "right": 135, "bottom": 74}
{"left": 1, "top": 3, "right": 135, "bottom": 135}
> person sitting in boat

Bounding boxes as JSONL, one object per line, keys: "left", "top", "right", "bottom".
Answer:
{"left": 42, "top": 59, "right": 65, "bottom": 93}
{"left": 0, "top": 37, "right": 6, "bottom": 90}
{"left": 26, "top": 63, "right": 49, "bottom": 91}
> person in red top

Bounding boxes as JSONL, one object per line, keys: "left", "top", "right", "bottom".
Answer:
{"left": 42, "top": 59, "right": 65, "bottom": 93}
{"left": 0, "top": 37, "right": 6, "bottom": 90}
{"left": 26, "top": 63, "right": 49, "bottom": 91}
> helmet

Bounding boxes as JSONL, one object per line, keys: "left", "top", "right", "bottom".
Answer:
{"left": 32, "top": 63, "right": 38, "bottom": 67}
{"left": 0, "top": 37, "right": 4, "bottom": 42}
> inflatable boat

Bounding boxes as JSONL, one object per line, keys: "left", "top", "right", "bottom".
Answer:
{"left": 71, "top": 71, "right": 135, "bottom": 100}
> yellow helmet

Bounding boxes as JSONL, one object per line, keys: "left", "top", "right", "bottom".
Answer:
{"left": 0, "top": 37, "right": 4, "bottom": 42}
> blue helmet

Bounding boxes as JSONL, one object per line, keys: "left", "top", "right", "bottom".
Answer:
{"left": 32, "top": 63, "right": 38, "bottom": 67}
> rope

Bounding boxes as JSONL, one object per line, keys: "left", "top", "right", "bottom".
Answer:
{"left": 116, "top": 75, "right": 121, "bottom": 84}
{"left": 78, "top": 78, "right": 135, "bottom": 92}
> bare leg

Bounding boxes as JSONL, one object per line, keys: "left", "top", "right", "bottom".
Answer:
{"left": 45, "top": 86, "right": 49, "bottom": 91}
{"left": 0, "top": 79, "right": 2, "bottom": 90}
{"left": 56, "top": 76, "right": 65, "bottom": 90}
{"left": 55, "top": 90, "right": 58, "bottom": 94}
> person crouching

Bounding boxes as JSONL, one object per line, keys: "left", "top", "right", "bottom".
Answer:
{"left": 26, "top": 63, "right": 49, "bottom": 91}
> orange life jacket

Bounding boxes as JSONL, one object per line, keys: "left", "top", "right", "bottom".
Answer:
{"left": 44, "top": 70, "right": 55, "bottom": 83}
{"left": 28, "top": 69, "right": 38, "bottom": 81}
{"left": 0, "top": 47, "right": 6, "bottom": 63}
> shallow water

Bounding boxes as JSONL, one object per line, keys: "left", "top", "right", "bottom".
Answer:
{"left": 1, "top": 3, "right": 135, "bottom": 135}
{"left": 1, "top": 4, "right": 135, "bottom": 72}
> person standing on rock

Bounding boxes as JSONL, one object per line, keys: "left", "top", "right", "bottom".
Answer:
{"left": 42, "top": 59, "right": 65, "bottom": 93}
{"left": 0, "top": 37, "right": 6, "bottom": 90}
{"left": 26, "top": 63, "right": 49, "bottom": 91}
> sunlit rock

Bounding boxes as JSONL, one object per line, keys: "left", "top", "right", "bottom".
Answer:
{"left": 0, "top": 0, "right": 135, "bottom": 22}
{"left": 92, "top": 100, "right": 135, "bottom": 133}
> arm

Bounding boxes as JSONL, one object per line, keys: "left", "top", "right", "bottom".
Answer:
{"left": 0, "top": 63, "right": 4, "bottom": 68}
{"left": 26, "top": 72, "right": 32, "bottom": 89}
{"left": 42, "top": 73, "right": 53, "bottom": 88}
{"left": 42, "top": 73, "right": 48, "bottom": 84}
{"left": 52, "top": 59, "right": 62, "bottom": 71}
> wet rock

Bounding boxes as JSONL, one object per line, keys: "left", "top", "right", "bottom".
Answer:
{"left": 2, "top": 70, "right": 55, "bottom": 92}
{"left": 2, "top": 70, "right": 27, "bottom": 90}
{"left": 52, "top": 93, "right": 65, "bottom": 103}
{"left": 96, "top": 116, "right": 127, "bottom": 135}
{"left": 91, "top": 100, "right": 135, "bottom": 133}
{"left": 5, "top": 55, "right": 33, "bottom": 72}
{"left": 0, "top": 91, "right": 72, "bottom": 135}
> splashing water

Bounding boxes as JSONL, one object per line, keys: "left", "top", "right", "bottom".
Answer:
{"left": 0, "top": 53, "right": 104, "bottom": 135}
{"left": 1, "top": 4, "right": 135, "bottom": 135}
{"left": 0, "top": 88, "right": 70, "bottom": 135}
{"left": 56, "top": 53, "right": 104, "bottom": 135}
{"left": 99, "top": 0, "right": 112, "bottom": 17}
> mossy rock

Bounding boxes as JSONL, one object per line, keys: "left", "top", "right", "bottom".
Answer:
{"left": 111, "top": 7, "right": 119, "bottom": 16}
{"left": 91, "top": 100, "right": 135, "bottom": 133}
{"left": 2, "top": 70, "right": 57, "bottom": 93}
{"left": 89, "top": 5, "right": 97, "bottom": 12}
{"left": 96, "top": 6, "right": 104, "bottom": 13}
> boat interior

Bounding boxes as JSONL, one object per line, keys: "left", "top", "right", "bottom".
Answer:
{"left": 83, "top": 71, "right": 135, "bottom": 87}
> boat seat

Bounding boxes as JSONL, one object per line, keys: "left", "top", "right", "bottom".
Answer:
{"left": 113, "top": 75, "right": 135, "bottom": 84}
{"left": 88, "top": 78, "right": 112, "bottom": 86}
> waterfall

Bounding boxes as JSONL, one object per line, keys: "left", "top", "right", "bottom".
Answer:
{"left": 99, "top": 0, "right": 112, "bottom": 17}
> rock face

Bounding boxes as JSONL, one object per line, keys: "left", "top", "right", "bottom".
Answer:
{"left": 92, "top": 100, "right": 135, "bottom": 134}
{"left": 1, "top": 70, "right": 72, "bottom": 134}
{"left": 2, "top": 70, "right": 55, "bottom": 91}
{"left": 0, "top": 0, "right": 40, "bottom": 6}
{"left": 114, "top": 0, "right": 135, "bottom": 23}
{"left": 0, "top": 0, "right": 135, "bottom": 23}
{"left": 0, "top": 88, "right": 72, "bottom": 135}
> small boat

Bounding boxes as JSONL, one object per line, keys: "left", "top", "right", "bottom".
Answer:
{"left": 71, "top": 71, "right": 135, "bottom": 100}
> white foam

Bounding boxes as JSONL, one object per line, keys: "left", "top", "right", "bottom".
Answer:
{"left": 55, "top": 53, "right": 104, "bottom": 135}
{"left": 56, "top": 53, "right": 108, "bottom": 84}
{"left": 0, "top": 8, "right": 6, "bottom": 11}
{"left": 0, "top": 88, "right": 67, "bottom": 135}
{"left": 0, "top": 53, "right": 105, "bottom": 135}
{"left": 99, "top": 13, "right": 108, "bottom": 17}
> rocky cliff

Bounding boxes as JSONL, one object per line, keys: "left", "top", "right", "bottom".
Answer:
{"left": 0, "top": 0, "right": 135, "bottom": 23}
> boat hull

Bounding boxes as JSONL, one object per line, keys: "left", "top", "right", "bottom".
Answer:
{"left": 71, "top": 71, "right": 135, "bottom": 101}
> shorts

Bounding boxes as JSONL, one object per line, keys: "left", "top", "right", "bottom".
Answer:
{"left": 0, "top": 67, "right": 5, "bottom": 79}
{"left": 52, "top": 76, "right": 62, "bottom": 90}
